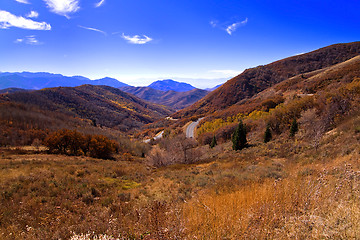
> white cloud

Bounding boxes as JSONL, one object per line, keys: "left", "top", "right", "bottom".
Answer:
{"left": 43, "top": 0, "right": 80, "bottom": 18}
{"left": 14, "top": 35, "right": 43, "bottom": 45}
{"left": 122, "top": 33, "right": 152, "bottom": 44}
{"left": 26, "top": 11, "right": 39, "bottom": 18}
{"left": 0, "top": 10, "right": 51, "bottom": 30}
{"left": 210, "top": 20, "right": 218, "bottom": 28}
{"left": 226, "top": 18, "right": 248, "bottom": 35}
{"left": 210, "top": 69, "right": 242, "bottom": 77}
{"left": 94, "top": 0, "right": 105, "bottom": 8}
{"left": 78, "top": 25, "right": 106, "bottom": 35}
{"left": 15, "top": 0, "right": 30, "bottom": 4}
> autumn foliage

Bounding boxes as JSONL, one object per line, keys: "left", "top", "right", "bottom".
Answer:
{"left": 44, "top": 129, "right": 119, "bottom": 159}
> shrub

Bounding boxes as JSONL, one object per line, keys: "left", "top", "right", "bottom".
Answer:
{"left": 44, "top": 129, "right": 119, "bottom": 159}
{"left": 44, "top": 129, "right": 85, "bottom": 155}
{"left": 88, "top": 135, "right": 118, "bottom": 159}
{"left": 290, "top": 118, "right": 299, "bottom": 137}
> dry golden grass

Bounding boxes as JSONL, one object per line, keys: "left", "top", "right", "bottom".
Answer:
{"left": 183, "top": 155, "right": 360, "bottom": 239}
{"left": 1, "top": 112, "right": 360, "bottom": 239}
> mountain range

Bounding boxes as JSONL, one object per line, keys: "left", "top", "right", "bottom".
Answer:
{"left": 0, "top": 73, "right": 214, "bottom": 110}
{"left": 0, "top": 72, "right": 215, "bottom": 93}
{"left": 0, "top": 72, "right": 129, "bottom": 90}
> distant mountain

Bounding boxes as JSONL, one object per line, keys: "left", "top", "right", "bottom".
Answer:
{"left": 0, "top": 72, "right": 129, "bottom": 90}
{"left": 148, "top": 79, "right": 196, "bottom": 92}
{"left": 205, "top": 84, "right": 223, "bottom": 91}
{"left": 91, "top": 77, "right": 129, "bottom": 88}
{"left": 120, "top": 86, "right": 208, "bottom": 110}
{"left": 174, "top": 41, "right": 360, "bottom": 118}
{"left": 1, "top": 85, "right": 172, "bottom": 132}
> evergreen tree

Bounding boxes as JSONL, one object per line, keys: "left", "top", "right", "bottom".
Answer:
{"left": 232, "top": 120, "right": 247, "bottom": 150}
{"left": 290, "top": 118, "right": 299, "bottom": 137}
{"left": 210, "top": 134, "right": 217, "bottom": 148}
{"left": 264, "top": 124, "right": 272, "bottom": 143}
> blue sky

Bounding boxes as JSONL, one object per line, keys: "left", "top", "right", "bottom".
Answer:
{"left": 0, "top": 0, "right": 359, "bottom": 88}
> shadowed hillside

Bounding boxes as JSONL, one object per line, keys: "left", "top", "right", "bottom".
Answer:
{"left": 1, "top": 85, "right": 172, "bottom": 132}
{"left": 121, "top": 86, "right": 208, "bottom": 110}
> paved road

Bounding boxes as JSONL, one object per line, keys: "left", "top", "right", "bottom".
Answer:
{"left": 185, "top": 117, "right": 204, "bottom": 138}
{"left": 144, "top": 130, "right": 164, "bottom": 143}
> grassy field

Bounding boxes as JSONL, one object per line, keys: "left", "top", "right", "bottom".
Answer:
{"left": 1, "top": 115, "right": 360, "bottom": 239}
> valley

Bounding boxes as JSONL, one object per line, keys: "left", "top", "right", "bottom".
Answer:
{"left": 1, "top": 41, "right": 360, "bottom": 239}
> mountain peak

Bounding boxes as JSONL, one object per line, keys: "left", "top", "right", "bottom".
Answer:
{"left": 148, "top": 79, "right": 195, "bottom": 92}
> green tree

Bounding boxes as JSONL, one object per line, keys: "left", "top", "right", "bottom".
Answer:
{"left": 290, "top": 118, "right": 299, "bottom": 137}
{"left": 209, "top": 134, "right": 217, "bottom": 148}
{"left": 264, "top": 124, "right": 272, "bottom": 143}
{"left": 232, "top": 120, "right": 247, "bottom": 151}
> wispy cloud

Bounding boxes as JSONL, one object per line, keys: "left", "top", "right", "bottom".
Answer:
{"left": 26, "top": 11, "right": 39, "bottom": 18}
{"left": 211, "top": 18, "right": 248, "bottom": 35}
{"left": 226, "top": 18, "right": 248, "bottom": 35}
{"left": 122, "top": 33, "right": 152, "bottom": 44}
{"left": 210, "top": 69, "right": 242, "bottom": 76}
{"left": 15, "top": 35, "right": 43, "bottom": 45}
{"left": 210, "top": 20, "right": 218, "bottom": 28}
{"left": 94, "top": 0, "right": 105, "bottom": 8}
{"left": 15, "top": 0, "right": 30, "bottom": 4}
{"left": 0, "top": 10, "right": 51, "bottom": 30}
{"left": 78, "top": 25, "right": 107, "bottom": 35}
{"left": 43, "top": 0, "right": 80, "bottom": 18}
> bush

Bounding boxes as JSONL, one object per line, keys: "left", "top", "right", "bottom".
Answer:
{"left": 44, "top": 129, "right": 85, "bottom": 155}
{"left": 290, "top": 118, "right": 299, "bottom": 138}
{"left": 88, "top": 135, "right": 118, "bottom": 159}
{"left": 44, "top": 129, "right": 119, "bottom": 159}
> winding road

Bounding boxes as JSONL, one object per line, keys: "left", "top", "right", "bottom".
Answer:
{"left": 185, "top": 117, "right": 204, "bottom": 138}
{"left": 144, "top": 130, "right": 164, "bottom": 143}
{"left": 144, "top": 117, "right": 203, "bottom": 143}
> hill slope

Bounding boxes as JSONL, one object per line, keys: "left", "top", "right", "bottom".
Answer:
{"left": 174, "top": 41, "right": 360, "bottom": 118}
{"left": 1, "top": 85, "right": 172, "bottom": 131}
{"left": 120, "top": 86, "right": 208, "bottom": 110}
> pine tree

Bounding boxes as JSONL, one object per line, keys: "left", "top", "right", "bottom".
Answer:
{"left": 264, "top": 124, "right": 272, "bottom": 143}
{"left": 210, "top": 134, "right": 217, "bottom": 148}
{"left": 290, "top": 118, "right": 299, "bottom": 137}
{"left": 232, "top": 120, "right": 247, "bottom": 150}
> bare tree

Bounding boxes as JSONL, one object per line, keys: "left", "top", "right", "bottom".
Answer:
{"left": 147, "top": 134, "right": 200, "bottom": 167}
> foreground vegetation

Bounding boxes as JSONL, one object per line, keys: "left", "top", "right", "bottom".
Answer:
{"left": 1, "top": 112, "right": 359, "bottom": 239}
